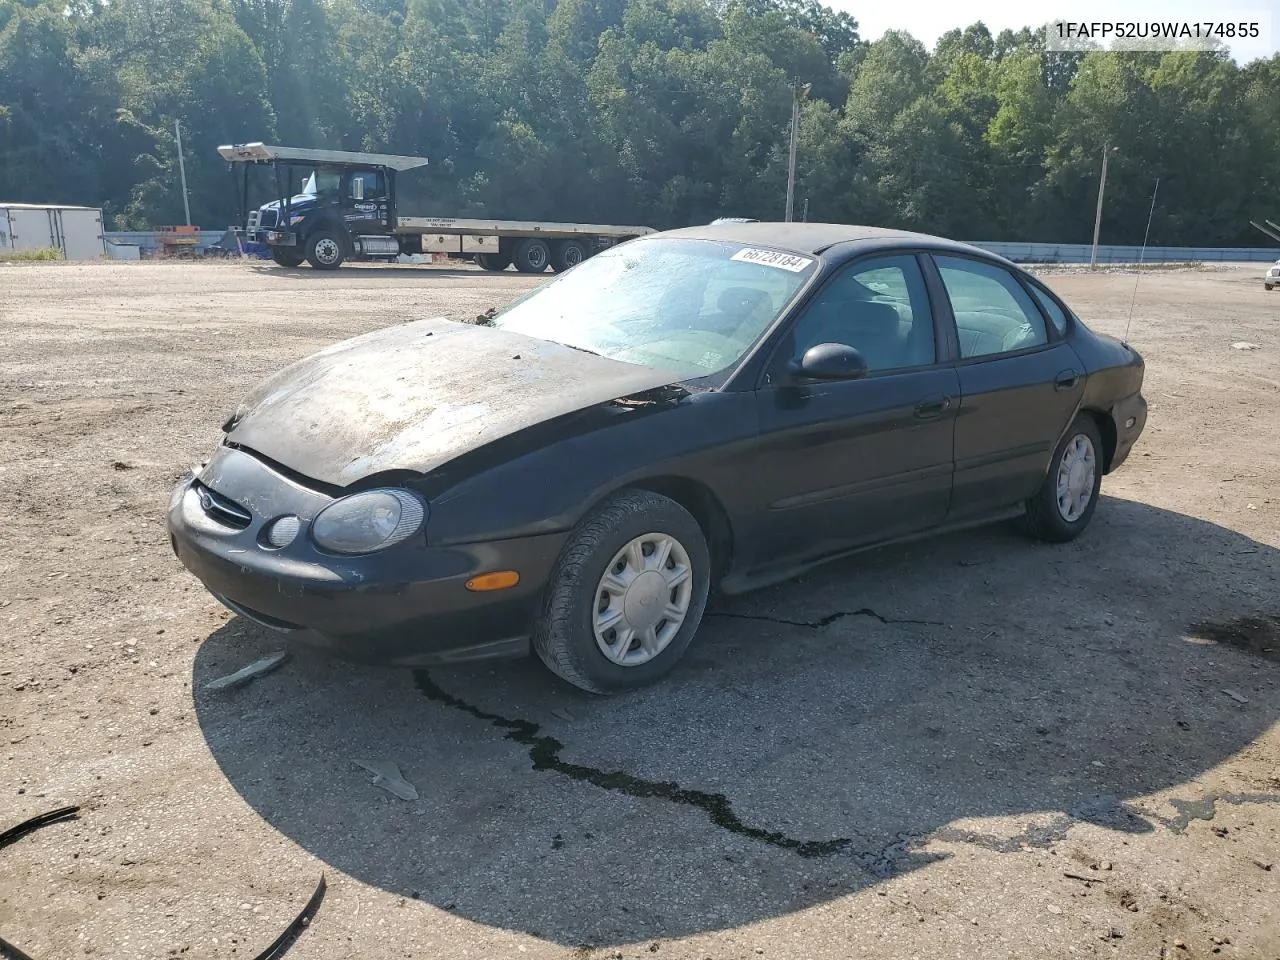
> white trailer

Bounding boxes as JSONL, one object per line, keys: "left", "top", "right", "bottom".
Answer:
{"left": 0, "top": 203, "right": 106, "bottom": 260}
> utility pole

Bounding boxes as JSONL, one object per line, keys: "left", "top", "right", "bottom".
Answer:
{"left": 1090, "top": 144, "right": 1116, "bottom": 270}
{"left": 784, "top": 81, "right": 811, "bottom": 222}
{"left": 175, "top": 119, "right": 192, "bottom": 227}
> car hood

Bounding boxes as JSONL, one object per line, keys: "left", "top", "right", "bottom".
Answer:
{"left": 223, "top": 317, "right": 683, "bottom": 487}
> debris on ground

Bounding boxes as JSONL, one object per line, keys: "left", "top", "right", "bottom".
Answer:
{"left": 353, "top": 760, "right": 419, "bottom": 801}
{"left": 204, "top": 652, "right": 290, "bottom": 691}
{"left": 1221, "top": 689, "right": 1249, "bottom": 704}
{"left": 1231, "top": 341, "right": 1260, "bottom": 350}
{"left": 1254, "top": 859, "right": 1273, "bottom": 871}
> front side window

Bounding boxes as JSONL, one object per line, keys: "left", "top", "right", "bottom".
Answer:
{"left": 785, "top": 255, "right": 935, "bottom": 374}
{"left": 934, "top": 255, "right": 1049, "bottom": 359}
{"left": 350, "top": 170, "right": 386, "bottom": 200}
{"left": 485, "top": 239, "right": 817, "bottom": 377}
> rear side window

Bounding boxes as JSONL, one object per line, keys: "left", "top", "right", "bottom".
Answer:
{"left": 1027, "top": 283, "right": 1069, "bottom": 336}
{"left": 934, "top": 255, "right": 1049, "bottom": 359}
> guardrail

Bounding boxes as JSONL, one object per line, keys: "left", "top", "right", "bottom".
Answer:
{"left": 967, "top": 241, "right": 1278, "bottom": 264}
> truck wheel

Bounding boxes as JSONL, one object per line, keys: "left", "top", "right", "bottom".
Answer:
{"left": 477, "top": 252, "right": 512, "bottom": 272}
{"left": 305, "top": 229, "right": 345, "bottom": 270}
{"left": 512, "top": 238, "right": 551, "bottom": 273}
{"left": 550, "top": 240, "right": 588, "bottom": 273}
{"left": 1267, "top": 283, "right": 1275, "bottom": 291}
{"left": 271, "top": 249, "right": 304, "bottom": 268}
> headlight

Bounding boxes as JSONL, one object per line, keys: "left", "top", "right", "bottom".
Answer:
{"left": 311, "top": 489, "right": 425, "bottom": 555}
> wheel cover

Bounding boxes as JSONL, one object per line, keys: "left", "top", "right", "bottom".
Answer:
{"left": 527, "top": 245, "right": 547, "bottom": 269}
{"left": 593, "top": 533, "right": 694, "bottom": 667}
{"left": 313, "top": 237, "right": 340, "bottom": 265}
{"left": 1055, "top": 433, "right": 1097, "bottom": 522}
{"left": 564, "top": 245, "right": 583, "bottom": 266}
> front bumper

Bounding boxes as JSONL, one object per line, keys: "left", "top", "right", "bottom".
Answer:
{"left": 1107, "top": 391, "right": 1147, "bottom": 472}
{"left": 168, "top": 446, "right": 565, "bottom": 666}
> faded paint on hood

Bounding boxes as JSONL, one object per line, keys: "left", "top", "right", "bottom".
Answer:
{"left": 224, "top": 317, "right": 682, "bottom": 487}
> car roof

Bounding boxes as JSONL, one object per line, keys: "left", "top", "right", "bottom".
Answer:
{"left": 649, "top": 221, "right": 1006, "bottom": 262}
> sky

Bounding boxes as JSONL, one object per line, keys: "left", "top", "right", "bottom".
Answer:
{"left": 829, "top": 0, "right": 1280, "bottom": 63}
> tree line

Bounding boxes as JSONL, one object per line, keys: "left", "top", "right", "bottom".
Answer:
{"left": 2, "top": 0, "right": 1278, "bottom": 246}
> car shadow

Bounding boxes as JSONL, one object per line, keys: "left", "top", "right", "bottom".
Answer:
{"left": 191, "top": 496, "right": 1280, "bottom": 947}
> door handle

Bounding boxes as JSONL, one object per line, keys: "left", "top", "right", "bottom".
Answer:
{"left": 1055, "top": 369, "right": 1080, "bottom": 390}
{"left": 913, "top": 394, "right": 952, "bottom": 419}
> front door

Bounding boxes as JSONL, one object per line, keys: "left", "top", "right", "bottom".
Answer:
{"left": 929, "top": 253, "right": 1085, "bottom": 520}
{"left": 751, "top": 254, "right": 959, "bottom": 572}
{"left": 344, "top": 169, "right": 389, "bottom": 236}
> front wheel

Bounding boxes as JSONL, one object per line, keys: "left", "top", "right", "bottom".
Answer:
{"left": 532, "top": 490, "right": 710, "bottom": 694}
{"left": 1023, "top": 415, "right": 1104, "bottom": 542}
{"left": 305, "top": 229, "right": 345, "bottom": 270}
{"left": 1267, "top": 283, "right": 1275, "bottom": 291}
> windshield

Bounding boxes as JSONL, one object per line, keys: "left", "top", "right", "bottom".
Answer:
{"left": 300, "top": 168, "right": 342, "bottom": 197}
{"left": 486, "top": 238, "right": 817, "bottom": 377}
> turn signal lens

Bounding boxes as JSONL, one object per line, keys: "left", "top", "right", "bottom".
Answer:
{"left": 465, "top": 571, "right": 520, "bottom": 592}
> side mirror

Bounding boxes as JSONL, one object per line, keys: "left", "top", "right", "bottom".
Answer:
{"left": 788, "top": 342, "right": 869, "bottom": 382}
{"left": 351, "top": 177, "right": 364, "bottom": 201}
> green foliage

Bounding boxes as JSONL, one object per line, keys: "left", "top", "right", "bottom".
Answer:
{"left": 0, "top": 0, "right": 1275, "bottom": 244}
{"left": 0, "top": 247, "right": 63, "bottom": 261}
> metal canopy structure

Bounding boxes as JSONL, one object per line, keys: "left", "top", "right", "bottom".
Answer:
{"left": 216, "top": 142, "right": 429, "bottom": 172}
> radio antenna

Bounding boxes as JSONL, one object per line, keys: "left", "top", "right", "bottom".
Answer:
{"left": 1124, "top": 177, "right": 1159, "bottom": 345}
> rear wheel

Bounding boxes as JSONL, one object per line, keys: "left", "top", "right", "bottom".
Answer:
{"left": 550, "top": 239, "right": 588, "bottom": 273}
{"left": 1023, "top": 415, "right": 1104, "bottom": 542}
{"left": 532, "top": 490, "right": 710, "bottom": 694}
{"left": 477, "top": 252, "right": 512, "bottom": 272}
{"left": 512, "top": 238, "right": 551, "bottom": 274}
{"left": 1267, "top": 282, "right": 1275, "bottom": 291}
{"left": 270, "top": 248, "right": 304, "bottom": 268}
{"left": 305, "top": 228, "right": 345, "bottom": 270}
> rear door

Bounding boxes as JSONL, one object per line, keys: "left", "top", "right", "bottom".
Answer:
{"left": 8, "top": 208, "right": 56, "bottom": 253}
{"left": 929, "top": 254, "right": 1084, "bottom": 521}
{"left": 750, "top": 254, "right": 959, "bottom": 571}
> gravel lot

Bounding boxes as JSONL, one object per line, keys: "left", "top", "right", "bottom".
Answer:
{"left": 2, "top": 259, "right": 1278, "bottom": 960}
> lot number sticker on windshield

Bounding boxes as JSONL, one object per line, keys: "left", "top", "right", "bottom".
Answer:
{"left": 730, "top": 248, "right": 813, "bottom": 272}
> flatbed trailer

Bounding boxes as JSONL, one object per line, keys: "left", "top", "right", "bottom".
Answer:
{"left": 218, "top": 142, "right": 654, "bottom": 272}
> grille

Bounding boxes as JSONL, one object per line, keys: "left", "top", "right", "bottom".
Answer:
{"left": 195, "top": 482, "right": 252, "bottom": 529}
{"left": 258, "top": 208, "right": 280, "bottom": 229}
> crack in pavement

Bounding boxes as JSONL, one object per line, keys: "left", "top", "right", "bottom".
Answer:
{"left": 413, "top": 675, "right": 1280, "bottom": 874}
{"left": 414, "top": 671, "right": 852, "bottom": 858}
{"left": 708, "top": 608, "right": 944, "bottom": 630}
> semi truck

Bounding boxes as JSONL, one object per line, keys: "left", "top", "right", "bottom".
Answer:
{"left": 218, "top": 142, "right": 655, "bottom": 272}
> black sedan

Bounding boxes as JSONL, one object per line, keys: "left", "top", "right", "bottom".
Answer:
{"left": 168, "top": 223, "right": 1147, "bottom": 693}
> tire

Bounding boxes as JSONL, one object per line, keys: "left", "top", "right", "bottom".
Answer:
{"left": 477, "top": 252, "right": 512, "bottom": 272}
{"left": 550, "top": 239, "right": 588, "bottom": 273}
{"left": 512, "top": 238, "right": 551, "bottom": 273}
{"left": 270, "top": 249, "right": 304, "bottom": 268}
{"left": 304, "top": 228, "right": 345, "bottom": 270}
{"left": 1023, "top": 414, "right": 1104, "bottom": 542}
{"left": 532, "top": 490, "right": 711, "bottom": 694}
{"left": 1267, "top": 283, "right": 1275, "bottom": 291}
